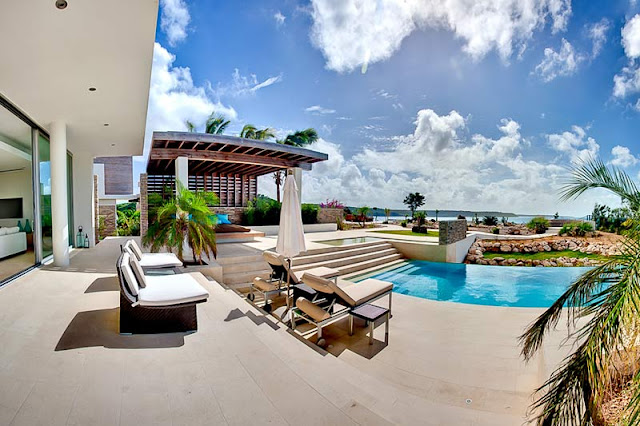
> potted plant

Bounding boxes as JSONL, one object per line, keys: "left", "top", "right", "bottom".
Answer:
{"left": 142, "top": 183, "right": 219, "bottom": 264}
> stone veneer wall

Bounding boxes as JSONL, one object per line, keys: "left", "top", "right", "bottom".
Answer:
{"left": 318, "top": 208, "right": 344, "bottom": 224}
{"left": 98, "top": 204, "right": 117, "bottom": 238}
{"left": 140, "top": 173, "right": 148, "bottom": 238}
{"left": 212, "top": 207, "right": 244, "bottom": 224}
{"left": 439, "top": 219, "right": 467, "bottom": 245}
{"left": 94, "top": 175, "right": 99, "bottom": 244}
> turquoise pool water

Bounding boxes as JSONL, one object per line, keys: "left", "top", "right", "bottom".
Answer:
{"left": 318, "top": 237, "right": 385, "bottom": 246}
{"left": 363, "top": 260, "right": 591, "bottom": 307}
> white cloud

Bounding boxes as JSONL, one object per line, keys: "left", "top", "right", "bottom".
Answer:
{"left": 309, "top": 0, "right": 571, "bottom": 73}
{"left": 547, "top": 125, "right": 599, "bottom": 162}
{"left": 144, "top": 43, "right": 237, "bottom": 156}
{"left": 212, "top": 69, "right": 282, "bottom": 98}
{"left": 256, "top": 109, "right": 621, "bottom": 216}
{"left": 610, "top": 145, "right": 639, "bottom": 167}
{"left": 274, "top": 11, "right": 286, "bottom": 27}
{"left": 614, "top": 15, "right": 640, "bottom": 99}
{"left": 587, "top": 18, "right": 609, "bottom": 57}
{"left": 160, "top": 0, "right": 191, "bottom": 47}
{"left": 305, "top": 105, "right": 336, "bottom": 115}
{"left": 534, "top": 39, "right": 581, "bottom": 82}
{"left": 392, "top": 103, "right": 404, "bottom": 110}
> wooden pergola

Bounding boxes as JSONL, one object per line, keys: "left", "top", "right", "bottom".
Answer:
{"left": 146, "top": 132, "right": 328, "bottom": 207}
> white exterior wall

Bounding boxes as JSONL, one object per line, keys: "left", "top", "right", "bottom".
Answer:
{"left": 50, "top": 121, "right": 69, "bottom": 266}
{"left": 73, "top": 151, "right": 96, "bottom": 247}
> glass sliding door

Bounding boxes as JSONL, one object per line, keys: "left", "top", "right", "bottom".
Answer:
{"left": 38, "top": 134, "right": 53, "bottom": 259}
{"left": 0, "top": 104, "right": 36, "bottom": 281}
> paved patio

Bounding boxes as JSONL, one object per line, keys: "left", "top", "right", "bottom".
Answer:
{"left": 0, "top": 236, "right": 571, "bottom": 425}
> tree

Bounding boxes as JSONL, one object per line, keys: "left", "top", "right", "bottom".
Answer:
{"left": 185, "top": 120, "right": 196, "bottom": 132}
{"left": 357, "top": 206, "right": 370, "bottom": 228}
{"left": 384, "top": 208, "right": 391, "bottom": 222}
{"left": 205, "top": 113, "right": 230, "bottom": 135}
{"left": 272, "top": 128, "right": 319, "bottom": 201}
{"left": 482, "top": 216, "right": 498, "bottom": 226}
{"left": 519, "top": 157, "right": 640, "bottom": 425}
{"left": 142, "top": 182, "right": 219, "bottom": 264}
{"left": 554, "top": 211, "right": 559, "bottom": 219}
{"left": 435, "top": 209, "right": 440, "bottom": 221}
{"left": 403, "top": 193, "right": 425, "bottom": 219}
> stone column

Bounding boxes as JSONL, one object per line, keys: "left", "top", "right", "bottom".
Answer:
{"left": 50, "top": 120, "right": 69, "bottom": 266}
{"left": 140, "top": 173, "right": 148, "bottom": 238}
{"left": 175, "top": 156, "right": 188, "bottom": 191}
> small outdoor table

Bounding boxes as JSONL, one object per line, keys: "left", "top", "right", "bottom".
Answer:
{"left": 349, "top": 303, "right": 390, "bottom": 345}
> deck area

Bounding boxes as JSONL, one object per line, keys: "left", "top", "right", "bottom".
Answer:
{"left": 0, "top": 236, "right": 571, "bottom": 425}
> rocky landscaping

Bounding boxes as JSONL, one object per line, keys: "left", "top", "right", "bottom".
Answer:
{"left": 466, "top": 237, "right": 622, "bottom": 267}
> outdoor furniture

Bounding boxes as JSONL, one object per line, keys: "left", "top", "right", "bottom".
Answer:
{"left": 292, "top": 273, "right": 393, "bottom": 347}
{"left": 124, "top": 239, "right": 183, "bottom": 269}
{"left": 116, "top": 250, "right": 209, "bottom": 334}
{"left": 249, "top": 250, "right": 339, "bottom": 313}
{"left": 349, "top": 303, "right": 390, "bottom": 345}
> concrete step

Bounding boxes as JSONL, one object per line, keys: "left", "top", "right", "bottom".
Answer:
{"left": 292, "top": 243, "right": 392, "bottom": 266}
{"left": 341, "top": 258, "right": 407, "bottom": 280}
{"left": 224, "top": 269, "right": 270, "bottom": 286}
{"left": 217, "top": 254, "right": 264, "bottom": 266}
{"left": 292, "top": 248, "right": 399, "bottom": 272}
{"left": 336, "top": 253, "right": 404, "bottom": 276}
{"left": 299, "top": 239, "right": 390, "bottom": 256}
{"left": 222, "top": 260, "right": 269, "bottom": 274}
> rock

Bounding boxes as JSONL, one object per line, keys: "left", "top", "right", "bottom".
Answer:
{"left": 493, "top": 257, "right": 505, "bottom": 262}
{"left": 542, "top": 260, "right": 551, "bottom": 267}
{"left": 516, "top": 262, "right": 524, "bottom": 266}
{"left": 489, "top": 260, "right": 497, "bottom": 266}
{"left": 500, "top": 245, "right": 512, "bottom": 253}
{"left": 507, "top": 258, "right": 517, "bottom": 265}
{"left": 563, "top": 262, "right": 573, "bottom": 267}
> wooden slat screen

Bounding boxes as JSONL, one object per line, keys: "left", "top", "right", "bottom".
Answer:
{"left": 147, "top": 174, "right": 256, "bottom": 207}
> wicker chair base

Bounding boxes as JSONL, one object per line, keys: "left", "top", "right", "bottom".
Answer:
{"left": 119, "top": 295, "right": 199, "bottom": 334}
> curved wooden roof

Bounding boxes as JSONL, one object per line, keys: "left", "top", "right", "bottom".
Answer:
{"left": 147, "top": 132, "right": 328, "bottom": 176}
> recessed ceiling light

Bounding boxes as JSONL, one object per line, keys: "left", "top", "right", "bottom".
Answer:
{"left": 55, "top": 0, "right": 68, "bottom": 10}
{"left": 104, "top": 123, "right": 109, "bottom": 127}
{"left": 111, "top": 144, "right": 115, "bottom": 147}
{"left": 88, "top": 87, "right": 96, "bottom": 92}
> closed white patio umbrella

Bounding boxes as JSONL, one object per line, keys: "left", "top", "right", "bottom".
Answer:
{"left": 274, "top": 171, "right": 306, "bottom": 321}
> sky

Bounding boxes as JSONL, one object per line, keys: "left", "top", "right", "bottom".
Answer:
{"left": 137, "top": 0, "right": 640, "bottom": 216}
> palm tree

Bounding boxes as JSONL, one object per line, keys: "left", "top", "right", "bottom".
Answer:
{"left": 205, "top": 113, "right": 230, "bottom": 135}
{"left": 357, "top": 206, "right": 370, "bottom": 228}
{"left": 142, "top": 183, "right": 219, "bottom": 264}
{"left": 240, "top": 124, "right": 276, "bottom": 141}
{"left": 435, "top": 209, "right": 440, "bottom": 221}
{"left": 384, "top": 208, "right": 391, "bottom": 222}
{"left": 185, "top": 120, "right": 196, "bottom": 132}
{"left": 272, "top": 128, "right": 319, "bottom": 201}
{"left": 240, "top": 124, "right": 257, "bottom": 139}
{"left": 520, "top": 158, "right": 640, "bottom": 425}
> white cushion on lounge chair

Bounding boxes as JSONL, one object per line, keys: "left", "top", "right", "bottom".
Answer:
{"left": 127, "top": 240, "right": 144, "bottom": 260}
{"left": 138, "top": 274, "right": 209, "bottom": 306}
{"left": 253, "top": 277, "right": 278, "bottom": 292}
{"left": 338, "top": 279, "right": 393, "bottom": 306}
{"left": 128, "top": 253, "right": 147, "bottom": 288}
{"left": 137, "top": 253, "right": 183, "bottom": 268}
{"left": 296, "top": 297, "right": 330, "bottom": 322}
{"left": 120, "top": 252, "right": 140, "bottom": 296}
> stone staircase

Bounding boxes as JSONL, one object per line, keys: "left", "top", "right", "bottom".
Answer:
{"left": 220, "top": 240, "right": 404, "bottom": 289}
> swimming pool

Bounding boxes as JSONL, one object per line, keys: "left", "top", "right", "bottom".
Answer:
{"left": 318, "top": 237, "right": 385, "bottom": 246}
{"left": 361, "top": 260, "right": 591, "bottom": 308}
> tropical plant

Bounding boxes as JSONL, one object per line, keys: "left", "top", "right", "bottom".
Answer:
{"left": 403, "top": 193, "right": 425, "bottom": 219}
{"left": 554, "top": 211, "right": 560, "bottom": 219}
{"left": 435, "top": 209, "right": 440, "bottom": 221}
{"left": 116, "top": 203, "right": 140, "bottom": 236}
{"left": 592, "top": 203, "right": 632, "bottom": 234}
{"left": 400, "top": 220, "right": 408, "bottom": 228}
{"left": 272, "top": 128, "right": 319, "bottom": 201}
{"left": 527, "top": 216, "right": 550, "bottom": 234}
{"left": 301, "top": 204, "right": 319, "bottom": 224}
{"left": 243, "top": 195, "right": 281, "bottom": 226}
{"left": 519, "top": 157, "right": 640, "bottom": 425}
{"left": 205, "top": 113, "right": 230, "bottom": 135}
{"left": 482, "top": 216, "right": 498, "bottom": 226}
{"left": 357, "top": 206, "right": 371, "bottom": 228}
{"left": 559, "top": 221, "right": 594, "bottom": 237}
{"left": 473, "top": 213, "right": 480, "bottom": 226}
{"left": 142, "top": 183, "right": 219, "bottom": 263}
{"left": 492, "top": 227, "right": 500, "bottom": 235}
{"left": 384, "top": 208, "right": 391, "bottom": 222}
{"left": 319, "top": 199, "right": 345, "bottom": 209}
{"left": 185, "top": 120, "right": 196, "bottom": 132}
{"left": 240, "top": 124, "right": 276, "bottom": 140}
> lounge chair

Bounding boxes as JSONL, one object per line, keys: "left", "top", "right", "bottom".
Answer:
{"left": 116, "top": 250, "right": 209, "bottom": 334}
{"left": 124, "top": 239, "right": 183, "bottom": 269}
{"left": 248, "top": 250, "right": 339, "bottom": 313}
{"left": 292, "top": 272, "right": 393, "bottom": 347}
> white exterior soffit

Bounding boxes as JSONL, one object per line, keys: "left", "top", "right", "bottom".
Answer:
{"left": 0, "top": 0, "right": 158, "bottom": 157}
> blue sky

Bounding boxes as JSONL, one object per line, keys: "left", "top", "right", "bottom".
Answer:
{"left": 141, "top": 0, "right": 640, "bottom": 215}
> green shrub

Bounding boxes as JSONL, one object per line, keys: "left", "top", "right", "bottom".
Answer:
{"left": 492, "top": 227, "right": 500, "bottom": 234}
{"left": 527, "top": 217, "right": 550, "bottom": 234}
{"left": 483, "top": 216, "right": 499, "bottom": 226}
{"left": 559, "top": 221, "right": 594, "bottom": 237}
{"left": 336, "top": 216, "right": 346, "bottom": 231}
{"left": 301, "top": 204, "right": 319, "bottom": 224}
{"left": 401, "top": 220, "right": 408, "bottom": 228}
{"left": 243, "top": 195, "right": 281, "bottom": 226}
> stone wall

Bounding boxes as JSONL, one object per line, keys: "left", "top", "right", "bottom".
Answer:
{"left": 98, "top": 204, "right": 117, "bottom": 238}
{"left": 318, "top": 207, "right": 343, "bottom": 224}
{"left": 212, "top": 207, "right": 244, "bottom": 224}
{"left": 439, "top": 219, "right": 467, "bottom": 245}
{"left": 93, "top": 175, "right": 99, "bottom": 244}
{"left": 140, "top": 173, "right": 148, "bottom": 238}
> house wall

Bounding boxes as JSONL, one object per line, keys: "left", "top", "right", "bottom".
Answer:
{"left": 94, "top": 156, "right": 133, "bottom": 195}
{"left": 98, "top": 202, "right": 117, "bottom": 238}
{"left": 439, "top": 220, "right": 467, "bottom": 245}
{"left": 318, "top": 208, "right": 343, "bottom": 224}
{"left": 0, "top": 168, "right": 33, "bottom": 229}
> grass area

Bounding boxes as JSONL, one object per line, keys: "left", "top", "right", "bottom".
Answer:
{"left": 483, "top": 249, "right": 610, "bottom": 262}
{"left": 372, "top": 229, "right": 439, "bottom": 238}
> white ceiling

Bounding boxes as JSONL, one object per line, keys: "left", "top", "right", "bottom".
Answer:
{"left": 0, "top": 0, "right": 158, "bottom": 157}
{"left": 0, "top": 141, "right": 31, "bottom": 173}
